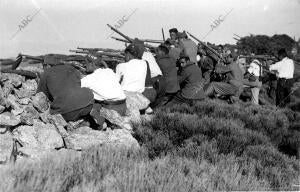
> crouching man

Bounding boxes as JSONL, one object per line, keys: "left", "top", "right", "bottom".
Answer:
{"left": 81, "top": 65, "right": 127, "bottom": 129}
{"left": 116, "top": 44, "right": 152, "bottom": 121}
{"left": 37, "top": 55, "right": 94, "bottom": 122}
{"left": 166, "top": 54, "right": 205, "bottom": 106}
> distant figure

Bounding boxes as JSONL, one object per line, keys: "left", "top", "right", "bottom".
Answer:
{"left": 269, "top": 48, "right": 295, "bottom": 107}
{"left": 166, "top": 54, "right": 205, "bottom": 106}
{"left": 81, "top": 66, "right": 127, "bottom": 128}
{"left": 244, "top": 59, "right": 263, "bottom": 105}
{"left": 177, "top": 32, "right": 198, "bottom": 64}
{"left": 153, "top": 44, "right": 180, "bottom": 107}
{"left": 169, "top": 28, "right": 179, "bottom": 42}
{"left": 37, "top": 55, "right": 94, "bottom": 122}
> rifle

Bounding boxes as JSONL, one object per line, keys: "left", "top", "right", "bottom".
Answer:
{"left": 162, "top": 28, "right": 165, "bottom": 42}
{"left": 70, "top": 49, "right": 125, "bottom": 59}
{"left": 111, "top": 37, "right": 156, "bottom": 49}
{"left": 21, "top": 54, "right": 44, "bottom": 62}
{"left": 186, "top": 31, "right": 226, "bottom": 63}
{"left": 77, "top": 47, "right": 122, "bottom": 53}
{"left": 107, "top": 24, "right": 133, "bottom": 43}
{"left": 239, "top": 55, "right": 278, "bottom": 62}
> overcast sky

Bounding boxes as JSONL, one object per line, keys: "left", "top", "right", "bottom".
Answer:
{"left": 0, "top": 0, "right": 299, "bottom": 58}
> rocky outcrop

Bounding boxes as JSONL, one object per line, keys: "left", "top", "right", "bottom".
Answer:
{"left": 0, "top": 72, "right": 140, "bottom": 164}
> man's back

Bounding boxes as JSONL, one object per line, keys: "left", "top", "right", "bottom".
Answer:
{"left": 116, "top": 59, "right": 147, "bottom": 93}
{"left": 81, "top": 68, "right": 126, "bottom": 101}
{"left": 142, "top": 51, "right": 162, "bottom": 78}
{"left": 157, "top": 55, "right": 180, "bottom": 93}
{"left": 179, "top": 39, "right": 198, "bottom": 64}
{"left": 180, "top": 63, "right": 205, "bottom": 99}
{"left": 37, "top": 65, "right": 93, "bottom": 114}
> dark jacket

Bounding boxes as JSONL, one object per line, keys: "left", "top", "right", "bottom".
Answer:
{"left": 179, "top": 63, "right": 205, "bottom": 100}
{"left": 156, "top": 55, "right": 180, "bottom": 94}
{"left": 178, "top": 39, "right": 198, "bottom": 64}
{"left": 37, "top": 65, "right": 94, "bottom": 115}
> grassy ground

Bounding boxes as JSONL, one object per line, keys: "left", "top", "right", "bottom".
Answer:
{"left": 0, "top": 100, "right": 299, "bottom": 192}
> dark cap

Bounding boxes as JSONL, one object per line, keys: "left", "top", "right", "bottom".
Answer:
{"left": 179, "top": 52, "right": 190, "bottom": 60}
{"left": 125, "top": 44, "right": 139, "bottom": 58}
{"left": 177, "top": 32, "right": 187, "bottom": 39}
{"left": 169, "top": 28, "right": 178, "bottom": 33}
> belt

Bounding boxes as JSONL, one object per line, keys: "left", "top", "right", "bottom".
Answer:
{"left": 97, "top": 99, "right": 126, "bottom": 105}
{"left": 278, "top": 77, "right": 293, "bottom": 80}
{"left": 145, "top": 86, "right": 154, "bottom": 89}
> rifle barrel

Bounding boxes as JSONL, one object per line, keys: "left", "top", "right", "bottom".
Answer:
{"left": 107, "top": 24, "right": 133, "bottom": 42}
{"left": 162, "top": 28, "right": 165, "bottom": 42}
{"left": 186, "top": 31, "right": 225, "bottom": 62}
{"left": 21, "top": 54, "right": 44, "bottom": 61}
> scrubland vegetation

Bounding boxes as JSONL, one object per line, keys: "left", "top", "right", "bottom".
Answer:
{"left": 0, "top": 100, "right": 299, "bottom": 192}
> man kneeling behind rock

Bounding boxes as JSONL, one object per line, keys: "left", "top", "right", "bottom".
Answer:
{"left": 81, "top": 63, "right": 128, "bottom": 130}
{"left": 37, "top": 55, "right": 128, "bottom": 130}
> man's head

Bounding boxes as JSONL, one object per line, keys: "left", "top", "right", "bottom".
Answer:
{"left": 217, "top": 45, "right": 224, "bottom": 54}
{"left": 169, "top": 28, "right": 178, "bottom": 41}
{"left": 179, "top": 55, "right": 190, "bottom": 68}
{"left": 277, "top": 48, "right": 288, "bottom": 60}
{"left": 157, "top": 44, "right": 169, "bottom": 56}
{"left": 124, "top": 44, "right": 139, "bottom": 62}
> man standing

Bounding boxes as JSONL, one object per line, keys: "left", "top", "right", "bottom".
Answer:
{"left": 269, "top": 48, "right": 294, "bottom": 107}
{"left": 37, "top": 55, "right": 94, "bottom": 122}
{"left": 166, "top": 54, "right": 205, "bottom": 106}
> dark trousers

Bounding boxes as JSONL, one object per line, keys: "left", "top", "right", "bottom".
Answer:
{"left": 62, "top": 103, "right": 94, "bottom": 122}
{"left": 150, "top": 92, "right": 177, "bottom": 108}
{"left": 276, "top": 78, "right": 294, "bottom": 107}
{"left": 165, "top": 92, "right": 203, "bottom": 107}
{"left": 143, "top": 87, "right": 157, "bottom": 103}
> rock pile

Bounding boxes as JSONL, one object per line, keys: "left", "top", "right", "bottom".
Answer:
{"left": 0, "top": 72, "right": 139, "bottom": 164}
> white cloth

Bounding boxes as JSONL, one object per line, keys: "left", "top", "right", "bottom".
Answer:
{"left": 81, "top": 68, "right": 126, "bottom": 101}
{"left": 142, "top": 51, "right": 162, "bottom": 78}
{"left": 269, "top": 57, "right": 294, "bottom": 79}
{"left": 248, "top": 59, "right": 261, "bottom": 77}
{"left": 116, "top": 59, "right": 147, "bottom": 93}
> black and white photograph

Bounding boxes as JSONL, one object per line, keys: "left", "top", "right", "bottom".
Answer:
{"left": 0, "top": 0, "right": 299, "bottom": 191}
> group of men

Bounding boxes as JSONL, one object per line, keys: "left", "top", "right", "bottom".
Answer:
{"left": 37, "top": 27, "right": 295, "bottom": 128}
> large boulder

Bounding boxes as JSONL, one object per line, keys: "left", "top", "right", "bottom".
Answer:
{"left": 31, "top": 92, "right": 49, "bottom": 112}
{"left": 47, "top": 114, "right": 69, "bottom": 138}
{"left": 0, "top": 112, "right": 20, "bottom": 127}
{"left": 124, "top": 91, "right": 150, "bottom": 123}
{"left": 12, "top": 121, "right": 64, "bottom": 149}
{"left": 20, "top": 105, "right": 40, "bottom": 125}
{"left": 0, "top": 105, "right": 5, "bottom": 114}
{"left": 0, "top": 132, "right": 13, "bottom": 163}
{"left": 65, "top": 127, "right": 139, "bottom": 150}
{"left": 2, "top": 81, "right": 14, "bottom": 97}
{"left": 0, "top": 73, "right": 24, "bottom": 88}
{"left": 6, "top": 95, "right": 24, "bottom": 116}
{"left": 15, "top": 88, "right": 35, "bottom": 99}
{"left": 21, "top": 79, "right": 38, "bottom": 92}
